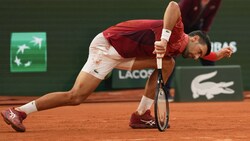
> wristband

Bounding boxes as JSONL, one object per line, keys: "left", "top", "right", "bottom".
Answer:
{"left": 161, "top": 29, "right": 172, "bottom": 42}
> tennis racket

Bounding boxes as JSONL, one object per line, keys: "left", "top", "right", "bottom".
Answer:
{"left": 154, "top": 56, "right": 170, "bottom": 132}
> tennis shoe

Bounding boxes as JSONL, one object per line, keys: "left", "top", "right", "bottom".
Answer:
{"left": 129, "top": 110, "right": 157, "bottom": 129}
{"left": 168, "top": 95, "right": 174, "bottom": 102}
{"left": 1, "top": 108, "right": 27, "bottom": 132}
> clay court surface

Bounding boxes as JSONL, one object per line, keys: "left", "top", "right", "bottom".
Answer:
{"left": 1, "top": 89, "right": 250, "bottom": 141}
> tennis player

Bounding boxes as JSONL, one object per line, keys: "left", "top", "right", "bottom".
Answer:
{"left": 1, "top": 1, "right": 232, "bottom": 132}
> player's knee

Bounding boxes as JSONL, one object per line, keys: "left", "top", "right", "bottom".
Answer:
{"left": 163, "top": 57, "right": 175, "bottom": 68}
{"left": 170, "top": 58, "right": 175, "bottom": 66}
{"left": 67, "top": 89, "right": 85, "bottom": 106}
{"left": 162, "top": 58, "right": 175, "bottom": 77}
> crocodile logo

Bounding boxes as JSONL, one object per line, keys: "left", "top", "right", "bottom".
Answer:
{"left": 191, "top": 71, "right": 235, "bottom": 100}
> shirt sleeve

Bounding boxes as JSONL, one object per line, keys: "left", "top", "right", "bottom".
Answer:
{"left": 202, "top": 52, "right": 217, "bottom": 61}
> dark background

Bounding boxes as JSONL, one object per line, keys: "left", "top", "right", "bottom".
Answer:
{"left": 0, "top": 0, "right": 249, "bottom": 96}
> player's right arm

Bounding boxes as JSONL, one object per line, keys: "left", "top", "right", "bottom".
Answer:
{"left": 153, "top": 1, "right": 181, "bottom": 57}
{"left": 162, "top": 1, "right": 181, "bottom": 32}
{"left": 202, "top": 47, "right": 233, "bottom": 61}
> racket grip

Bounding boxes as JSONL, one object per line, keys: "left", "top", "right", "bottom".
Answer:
{"left": 156, "top": 57, "right": 162, "bottom": 69}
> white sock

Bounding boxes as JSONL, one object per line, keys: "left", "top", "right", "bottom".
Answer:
{"left": 17, "top": 100, "right": 38, "bottom": 115}
{"left": 136, "top": 96, "right": 154, "bottom": 115}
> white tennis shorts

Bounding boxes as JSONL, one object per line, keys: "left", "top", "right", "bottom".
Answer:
{"left": 81, "top": 33, "right": 135, "bottom": 80}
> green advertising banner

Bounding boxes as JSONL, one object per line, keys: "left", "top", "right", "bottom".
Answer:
{"left": 10, "top": 32, "right": 47, "bottom": 72}
{"left": 174, "top": 65, "right": 244, "bottom": 102}
{"left": 0, "top": 0, "right": 249, "bottom": 96}
{"left": 112, "top": 69, "right": 154, "bottom": 89}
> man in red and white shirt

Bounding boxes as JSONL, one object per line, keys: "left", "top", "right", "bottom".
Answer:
{"left": 179, "top": 0, "right": 222, "bottom": 66}
{"left": 1, "top": 1, "right": 232, "bottom": 132}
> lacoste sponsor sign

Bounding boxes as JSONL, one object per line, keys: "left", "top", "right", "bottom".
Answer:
{"left": 10, "top": 32, "right": 47, "bottom": 72}
{"left": 174, "top": 66, "right": 244, "bottom": 102}
{"left": 112, "top": 69, "right": 153, "bottom": 88}
{"left": 118, "top": 69, "right": 153, "bottom": 79}
{"left": 191, "top": 71, "right": 235, "bottom": 100}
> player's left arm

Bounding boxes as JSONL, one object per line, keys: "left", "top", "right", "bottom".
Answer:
{"left": 202, "top": 47, "right": 233, "bottom": 61}
{"left": 153, "top": 1, "right": 181, "bottom": 57}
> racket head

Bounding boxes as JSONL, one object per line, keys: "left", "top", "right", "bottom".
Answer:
{"left": 154, "top": 70, "right": 169, "bottom": 131}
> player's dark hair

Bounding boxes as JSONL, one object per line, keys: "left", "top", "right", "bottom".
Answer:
{"left": 188, "top": 30, "right": 211, "bottom": 56}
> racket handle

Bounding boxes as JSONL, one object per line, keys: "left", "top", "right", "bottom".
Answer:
{"left": 156, "top": 57, "right": 162, "bottom": 69}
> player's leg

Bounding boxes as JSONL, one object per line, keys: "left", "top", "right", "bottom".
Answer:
{"left": 164, "top": 59, "right": 176, "bottom": 102}
{"left": 129, "top": 57, "right": 175, "bottom": 128}
{"left": 1, "top": 33, "right": 115, "bottom": 132}
{"left": 1, "top": 71, "right": 102, "bottom": 132}
{"left": 34, "top": 71, "right": 102, "bottom": 111}
{"left": 131, "top": 57, "right": 175, "bottom": 99}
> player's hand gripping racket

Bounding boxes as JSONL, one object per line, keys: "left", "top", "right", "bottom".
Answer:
{"left": 154, "top": 54, "right": 169, "bottom": 131}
